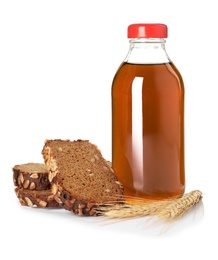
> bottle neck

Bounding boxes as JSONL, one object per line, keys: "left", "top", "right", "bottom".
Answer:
{"left": 124, "top": 38, "right": 171, "bottom": 64}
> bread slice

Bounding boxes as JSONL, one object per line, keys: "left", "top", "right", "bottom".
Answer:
{"left": 13, "top": 163, "right": 50, "bottom": 190}
{"left": 42, "top": 139, "right": 124, "bottom": 216}
{"left": 15, "top": 188, "right": 61, "bottom": 208}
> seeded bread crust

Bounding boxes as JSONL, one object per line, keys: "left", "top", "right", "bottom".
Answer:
{"left": 13, "top": 163, "right": 50, "bottom": 191}
{"left": 51, "top": 185, "right": 97, "bottom": 216}
{"left": 15, "top": 188, "right": 61, "bottom": 208}
{"left": 42, "top": 139, "right": 124, "bottom": 216}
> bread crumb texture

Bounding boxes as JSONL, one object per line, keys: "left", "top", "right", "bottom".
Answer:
{"left": 42, "top": 140, "right": 124, "bottom": 208}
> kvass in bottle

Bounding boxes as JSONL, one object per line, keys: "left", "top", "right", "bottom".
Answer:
{"left": 112, "top": 24, "right": 185, "bottom": 199}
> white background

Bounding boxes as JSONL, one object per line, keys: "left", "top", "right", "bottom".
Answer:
{"left": 0, "top": 0, "right": 217, "bottom": 259}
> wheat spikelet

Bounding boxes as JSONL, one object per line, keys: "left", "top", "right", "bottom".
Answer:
{"left": 156, "top": 190, "right": 202, "bottom": 219}
{"left": 96, "top": 190, "right": 203, "bottom": 221}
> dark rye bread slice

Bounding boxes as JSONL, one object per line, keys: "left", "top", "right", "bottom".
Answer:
{"left": 15, "top": 188, "right": 61, "bottom": 208}
{"left": 13, "top": 163, "right": 50, "bottom": 190}
{"left": 42, "top": 139, "right": 124, "bottom": 216}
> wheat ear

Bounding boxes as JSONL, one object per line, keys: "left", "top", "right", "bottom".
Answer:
{"left": 96, "top": 190, "right": 203, "bottom": 221}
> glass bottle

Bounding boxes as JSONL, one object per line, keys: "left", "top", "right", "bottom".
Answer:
{"left": 112, "top": 24, "right": 185, "bottom": 199}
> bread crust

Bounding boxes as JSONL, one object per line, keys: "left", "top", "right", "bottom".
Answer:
{"left": 13, "top": 163, "right": 50, "bottom": 191}
{"left": 15, "top": 188, "right": 61, "bottom": 208}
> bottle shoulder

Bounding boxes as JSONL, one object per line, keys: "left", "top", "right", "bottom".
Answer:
{"left": 112, "top": 62, "right": 184, "bottom": 89}
{"left": 116, "top": 61, "right": 181, "bottom": 76}
{"left": 124, "top": 41, "right": 171, "bottom": 64}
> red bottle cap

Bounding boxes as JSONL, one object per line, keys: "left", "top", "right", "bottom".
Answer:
{"left": 128, "top": 23, "right": 168, "bottom": 38}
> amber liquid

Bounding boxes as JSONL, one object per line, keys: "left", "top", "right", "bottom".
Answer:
{"left": 112, "top": 62, "right": 185, "bottom": 199}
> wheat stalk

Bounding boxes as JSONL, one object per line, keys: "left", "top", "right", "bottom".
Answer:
{"left": 96, "top": 190, "right": 203, "bottom": 221}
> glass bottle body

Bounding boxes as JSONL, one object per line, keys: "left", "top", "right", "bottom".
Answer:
{"left": 112, "top": 39, "right": 185, "bottom": 199}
